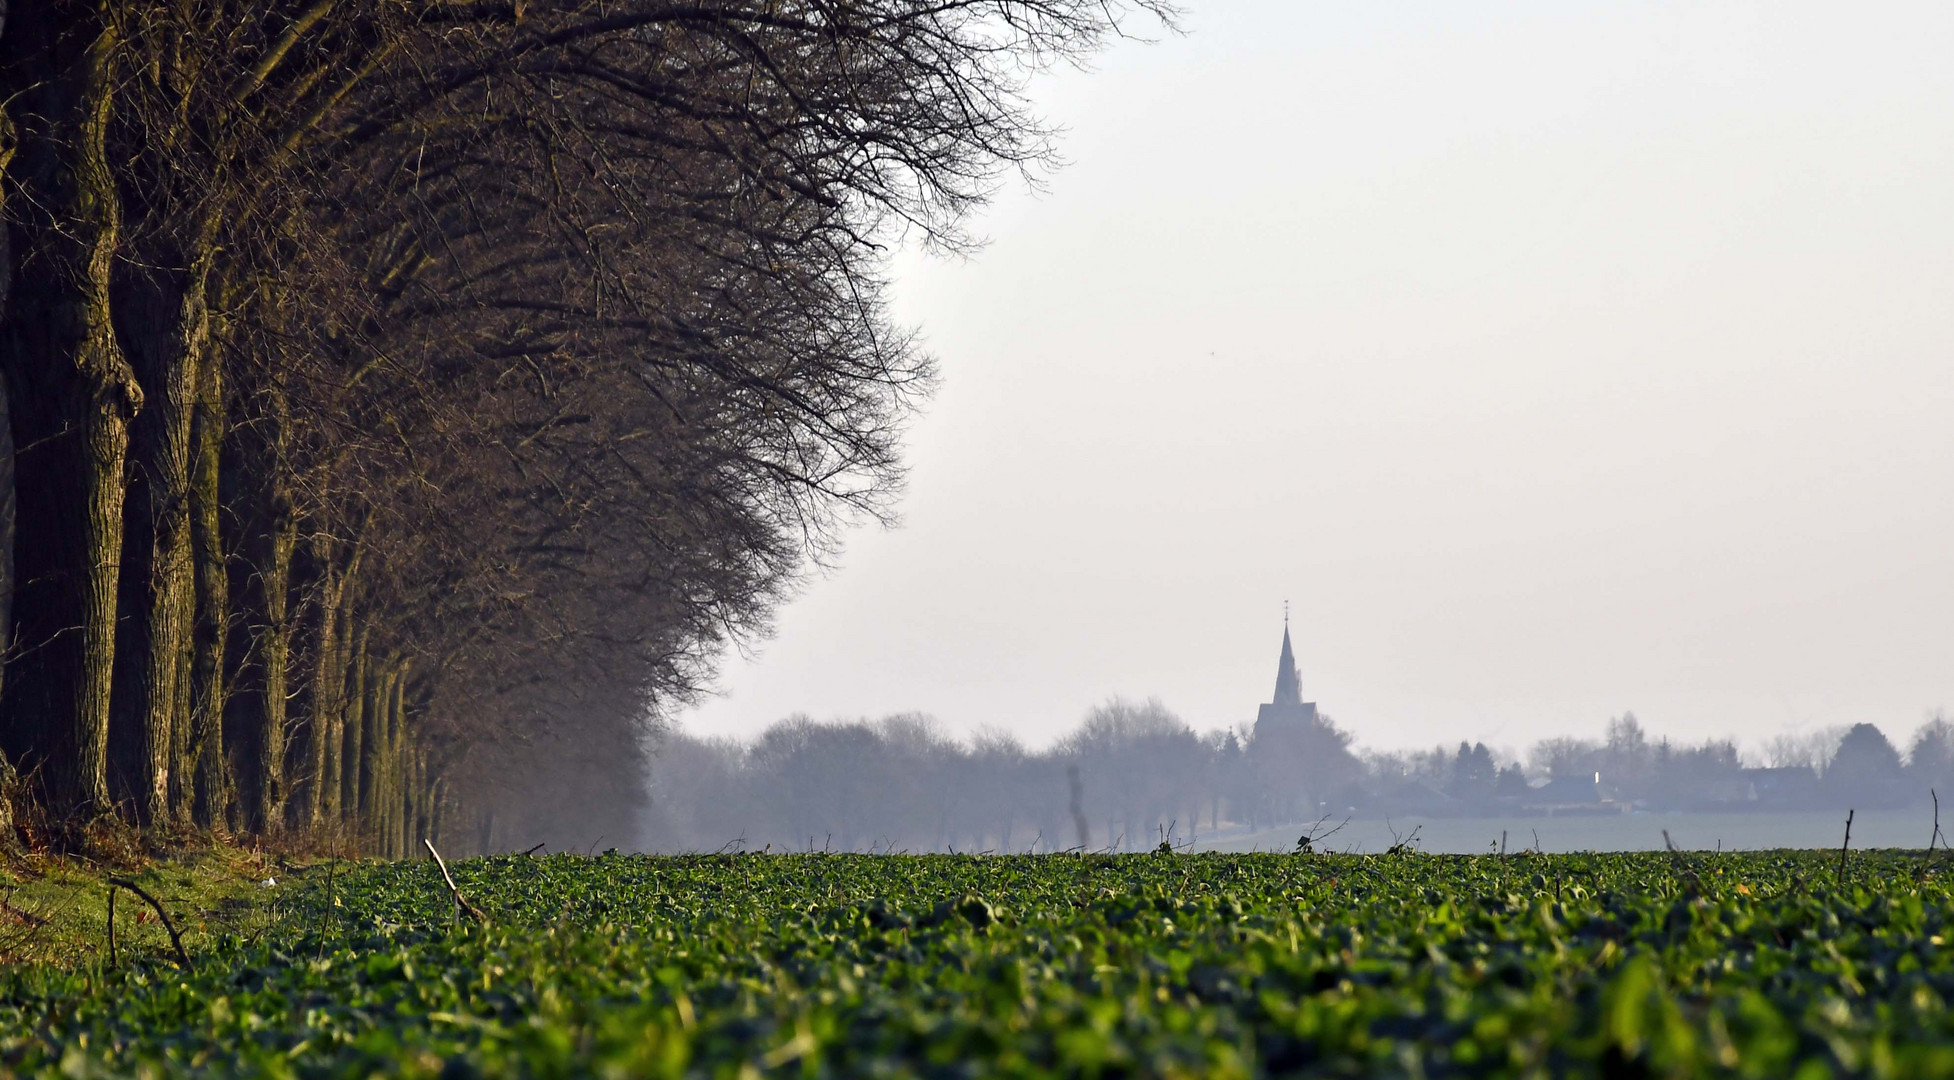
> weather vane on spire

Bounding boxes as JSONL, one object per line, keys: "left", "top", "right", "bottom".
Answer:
{"left": 1284, "top": 599, "right": 1289, "bottom": 626}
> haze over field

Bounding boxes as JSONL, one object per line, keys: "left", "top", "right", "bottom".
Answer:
{"left": 688, "top": 0, "right": 1954, "bottom": 757}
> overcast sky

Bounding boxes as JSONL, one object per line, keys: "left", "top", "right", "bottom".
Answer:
{"left": 680, "top": 1, "right": 1954, "bottom": 760}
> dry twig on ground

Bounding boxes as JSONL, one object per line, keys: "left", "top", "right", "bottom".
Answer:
{"left": 423, "top": 840, "right": 488, "bottom": 925}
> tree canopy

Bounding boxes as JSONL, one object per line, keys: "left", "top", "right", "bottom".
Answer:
{"left": 0, "top": 0, "right": 1172, "bottom": 852}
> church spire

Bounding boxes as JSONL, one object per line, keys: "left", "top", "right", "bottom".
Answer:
{"left": 1271, "top": 621, "right": 1302, "bottom": 707}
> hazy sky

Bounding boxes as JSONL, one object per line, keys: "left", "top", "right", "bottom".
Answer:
{"left": 681, "top": 1, "right": 1954, "bottom": 760}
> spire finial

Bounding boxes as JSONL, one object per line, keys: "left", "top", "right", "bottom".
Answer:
{"left": 1271, "top": 610, "right": 1302, "bottom": 707}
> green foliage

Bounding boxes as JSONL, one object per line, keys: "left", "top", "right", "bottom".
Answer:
{"left": 5, "top": 849, "right": 1954, "bottom": 1075}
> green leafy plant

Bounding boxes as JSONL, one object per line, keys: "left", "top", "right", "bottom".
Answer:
{"left": 4, "top": 849, "right": 1954, "bottom": 1076}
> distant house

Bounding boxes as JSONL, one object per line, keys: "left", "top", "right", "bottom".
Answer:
{"left": 1525, "top": 773, "right": 1621, "bottom": 816}
{"left": 1686, "top": 777, "right": 1756, "bottom": 809}
{"left": 1531, "top": 774, "right": 1600, "bottom": 804}
{"left": 1742, "top": 766, "right": 1818, "bottom": 809}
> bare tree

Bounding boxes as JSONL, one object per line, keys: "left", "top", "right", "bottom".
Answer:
{"left": 0, "top": 0, "right": 1177, "bottom": 849}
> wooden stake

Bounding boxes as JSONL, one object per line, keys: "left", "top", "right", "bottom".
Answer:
{"left": 1838, "top": 809, "right": 1855, "bottom": 887}
{"left": 1921, "top": 791, "right": 1943, "bottom": 883}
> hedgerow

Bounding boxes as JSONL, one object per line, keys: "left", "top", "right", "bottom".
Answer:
{"left": 4, "top": 849, "right": 1953, "bottom": 1076}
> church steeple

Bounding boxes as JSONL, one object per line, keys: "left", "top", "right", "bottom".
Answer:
{"left": 1271, "top": 620, "right": 1302, "bottom": 707}
{"left": 1256, "top": 605, "right": 1320, "bottom": 738}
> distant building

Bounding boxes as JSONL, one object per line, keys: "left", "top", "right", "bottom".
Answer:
{"left": 1530, "top": 774, "right": 1601, "bottom": 806}
{"left": 1253, "top": 622, "right": 1320, "bottom": 742}
{"left": 1523, "top": 772, "right": 1623, "bottom": 816}
{"left": 1742, "top": 766, "right": 1819, "bottom": 809}
{"left": 1244, "top": 617, "right": 1360, "bottom": 823}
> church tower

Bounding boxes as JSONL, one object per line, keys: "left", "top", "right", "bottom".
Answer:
{"left": 1254, "top": 616, "right": 1319, "bottom": 739}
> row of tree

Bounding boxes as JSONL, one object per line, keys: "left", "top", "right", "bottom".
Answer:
{"left": 632, "top": 707, "right": 1954, "bottom": 854}
{"left": 640, "top": 699, "right": 1353, "bottom": 854}
{"left": 1488, "top": 713, "right": 1953, "bottom": 810}
{"left": 639, "top": 697, "right": 1366, "bottom": 854}
{"left": 0, "top": 0, "right": 1170, "bottom": 853}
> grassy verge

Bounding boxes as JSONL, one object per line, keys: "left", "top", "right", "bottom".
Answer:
{"left": 0, "top": 845, "right": 320, "bottom": 968}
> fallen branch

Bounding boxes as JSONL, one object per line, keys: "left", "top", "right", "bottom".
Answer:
{"left": 105, "top": 886, "right": 116, "bottom": 967}
{"left": 423, "top": 839, "right": 489, "bottom": 925}
{"left": 106, "top": 877, "right": 190, "bottom": 967}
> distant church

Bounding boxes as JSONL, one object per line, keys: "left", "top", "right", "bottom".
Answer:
{"left": 1253, "top": 618, "right": 1320, "bottom": 742}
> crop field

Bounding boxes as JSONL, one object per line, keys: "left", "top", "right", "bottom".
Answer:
{"left": 4, "top": 848, "right": 1954, "bottom": 1076}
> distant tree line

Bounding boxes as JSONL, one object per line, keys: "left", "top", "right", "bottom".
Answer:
{"left": 643, "top": 698, "right": 1365, "bottom": 854}
{"left": 636, "top": 706, "right": 1954, "bottom": 854}
{"left": 0, "top": 0, "right": 1171, "bottom": 854}
{"left": 637, "top": 697, "right": 1358, "bottom": 853}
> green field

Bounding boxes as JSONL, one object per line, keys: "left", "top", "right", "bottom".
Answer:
{"left": 5, "top": 848, "right": 1954, "bottom": 1076}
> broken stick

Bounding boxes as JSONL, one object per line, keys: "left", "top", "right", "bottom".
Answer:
{"left": 107, "top": 877, "right": 190, "bottom": 967}
{"left": 423, "top": 839, "right": 489, "bottom": 925}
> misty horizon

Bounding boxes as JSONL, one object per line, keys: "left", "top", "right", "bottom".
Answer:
{"left": 675, "top": 614, "right": 1952, "bottom": 764}
{"left": 620, "top": 620, "right": 1954, "bottom": 858}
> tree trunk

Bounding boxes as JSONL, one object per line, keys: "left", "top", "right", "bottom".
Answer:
{"left": 388, "top": 668, "right": 407, "bottom": 857}
{"left": 300, "top": 531, "right": 360, "bottom": 829}
{"left": 253, "top": 500, "right": 296, "bottom": 832}
{"left": 0, "top": 365, "right": 12, "bottom": 709}
{"left": 427, "top": 772, "right": 450, "bottom": 852}
{"left": 298, "top": 544, "right": 338, "bottom": 829}
{"left": 118, "top": 232, "right": 215, "bottom": 827}
{"left": 0, "top": 135, "right": 12, "bottom": 714}
{"left": 188, "top": 348, "right": 230, "bottom": 827}
{"left": 314, "top": 598, "right": 342, "bottom": 826}
{"left": 360, "top": 658, "right": 398, "bottom": 854}
{"left": 357, "top": 657, "right": 388, "bottom": 826}
{"left": 405, "top": 744, "right": 423, "bottom": 851}
{"left": 0, "top": 13, "right": 143, "bottom": 818}
{"left": 231, "top": 378, "right": 297, "bottom": 834}
{"left": 168, "top": 596, "right": 195, "bottom": 822}
{"left": 323, "top": 571, "right": 358, "bottom": 823}
{"left": 340, "top": 625, "right": 367, "bottom": 824}
{"left": 228, "top": 476, "right": 294, "bottom": 832}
